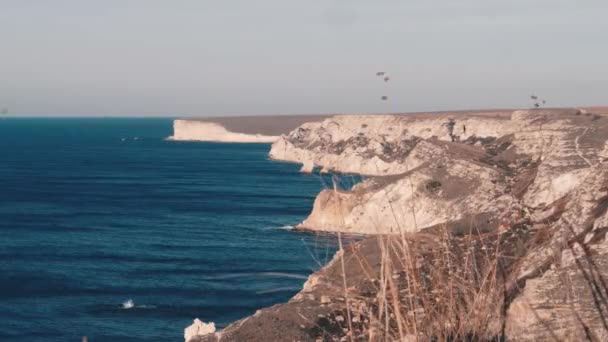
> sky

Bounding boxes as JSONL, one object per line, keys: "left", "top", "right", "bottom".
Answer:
{"left": 1, "top": 0, "right": 607, "bottom": 117}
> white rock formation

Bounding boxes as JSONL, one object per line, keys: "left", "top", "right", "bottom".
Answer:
{"left": 169, "top": 120, "right": 279, "bottom": 143}
{"left": 507, "top": 238, "right": 608, "bottom": 341}
{"left": 269, "top": 114, "right": 516, "bottom": 176}
{"left": 184, "top": 319, "right": 216, "bottom": 342}
{"left": 271, "top": 109, "right": 608, "bottom": 234}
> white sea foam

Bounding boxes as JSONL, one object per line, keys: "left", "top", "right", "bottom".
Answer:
{"left": 259, "top": 272, "right": 308, "bottom": 280}
{"left": 122, "top": 299, "right": 135, "bottom": 309}
{"left": 202, "top": 272, "right": 307, "bottom": 281}
{"left": 260, "top": 224, "right": 294, "bottom": 231}
{"left": 137, "top": 304, "right": 156, "bottom": 309}
{"left": 256, "top": 287, "right": 301, "bottom": 295}
{"left": 121, "top": 299, "right": 156, "bottom": 310}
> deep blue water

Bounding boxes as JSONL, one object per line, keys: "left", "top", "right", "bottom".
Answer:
{"left": 0, "top": 118, "right": 343, "bottom": 341}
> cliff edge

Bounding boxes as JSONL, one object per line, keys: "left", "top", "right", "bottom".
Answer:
{"left": 168, "top": 115, "right": 333, "bottom": 143}
{"left": 270, "top": 109, "right": 608, "bottom": 234}
{"left": 186, "top": 108, "right": 608, "bottom": 342}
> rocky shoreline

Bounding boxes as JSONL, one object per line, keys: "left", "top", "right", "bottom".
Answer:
{"left": 185, "top": 108, "right": 608, "bottom": 341}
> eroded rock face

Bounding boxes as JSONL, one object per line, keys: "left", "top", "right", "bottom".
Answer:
{"left": 185, "top": 108, "right": 608, "bottom": 341}
{"left": 169, "top": 120, "right": 279, "bottom": 143}
{"left": 500, "top": 164, "right": 608, "bottom": 341}
{"left": 273, "top": 109, "right": 608, "bottom": 235}
{"left": 269, "top": 113, "right": 515, "bottom": 176}
{"left": 300, "top": 155, "right": 513, "bottom": 234}
{"left": 507, "top": 238, "right": 608, "bottom": 341}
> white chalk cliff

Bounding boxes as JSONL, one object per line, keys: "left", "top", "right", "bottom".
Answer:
{"left": 169, "top": 120, "right": 279, "bottom": 143}
{"left": 269, "top": 109, "right": 608, "bottom": 234}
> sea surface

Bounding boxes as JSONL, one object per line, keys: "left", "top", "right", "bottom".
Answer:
{"left": 0, "top": 118, "right": 350, "bottom": 341}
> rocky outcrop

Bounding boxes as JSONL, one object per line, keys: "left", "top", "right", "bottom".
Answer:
{"left": 269, "top": 113, "right": 515, "bottom": 176}
{"left": 499, "top": 162, "right": 608, "bottom": 340}
{"left": 506, "top": 239, "right": 608, "bottom": 341}
{"left": 169, "top": 120, "right": 279, "bottom": 143}
{"left": 271, "top": 109, "right": 608, "bottom": 234}
{"left": 299, "top": 146, "right": 514, "bottom": 234}
{"left": 184, "top": 319, "right": 216, "bottom": 342}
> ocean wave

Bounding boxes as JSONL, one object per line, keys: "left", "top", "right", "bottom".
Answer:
{"left": 256, "top": 287, "right": 302, "bottom": 295}
{"left": 121, "top": 299, "right": 156, "bottom": 310}
{"left": 200, "top": 271, "right": 308, "bottom": 281}
{"left": 258, "top": 272, "right": 308, "bottom": 280}
{"left": 258, "top": 224, "right": 295, "bottom": 231}
{"left": 122, "top": 299, "right": 135, "bottom": 309}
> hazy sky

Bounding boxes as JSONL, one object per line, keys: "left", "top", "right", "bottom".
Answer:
{"left": 1, "top": 0, "right": 607, "bottom": 116}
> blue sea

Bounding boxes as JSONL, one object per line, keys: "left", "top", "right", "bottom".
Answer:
{"left": 0, "top": 118, "right": 347, "bottom": 341}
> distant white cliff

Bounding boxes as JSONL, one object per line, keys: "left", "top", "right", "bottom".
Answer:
{"left": 168, "top": 120, "right": 279, "bottom": 143}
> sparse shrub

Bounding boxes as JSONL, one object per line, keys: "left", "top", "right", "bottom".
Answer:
{"left": 425, "top": 180, "right": 442, "bottom": 193}
{"left": 530, "top": 94, "right": 547, "bottom": 108}
{"left": 444, "top": 119, "right": 456, "bottom": 142}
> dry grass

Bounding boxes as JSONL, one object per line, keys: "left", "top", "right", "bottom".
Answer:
{"left": 287, "top": 107, "right": 608, "bottom": 341}
{"left": 316, "top": 118, "right": 608, "bottom": 341}
{"left": 314, "top": 116, "right": 516, "bottom": 341}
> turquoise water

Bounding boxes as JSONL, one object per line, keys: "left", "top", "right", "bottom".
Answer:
{"left": 0, "top": 118, "right": 344, "bottom": 341}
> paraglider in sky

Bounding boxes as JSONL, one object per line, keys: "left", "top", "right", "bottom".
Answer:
{"left": 375, "top": 71, "right": 391, "bottom": 103}
{"left": 376, "top": 72, "right": 390, "bottom": 82}
{"left": 530, "top": 94, "right": 547, "bottom": 108}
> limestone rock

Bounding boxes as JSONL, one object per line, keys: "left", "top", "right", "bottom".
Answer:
{"left": 184, "top": 319, "right": 216, "bottom": 342}
{"left": 169, "top": 120, "right": 279, "bottom": 143}
{"left": 300, "top": 158, "right": 315, "bottom": 173}
{"left": 506, "top": 238, "right": 608, "bottom": 341}
{"left": 271, "top": 109, "right": 608, "bottom": 235}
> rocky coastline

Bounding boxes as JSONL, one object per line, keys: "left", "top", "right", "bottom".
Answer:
{"left": 185, "top": 108, "right": 608, "bottom": 341}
